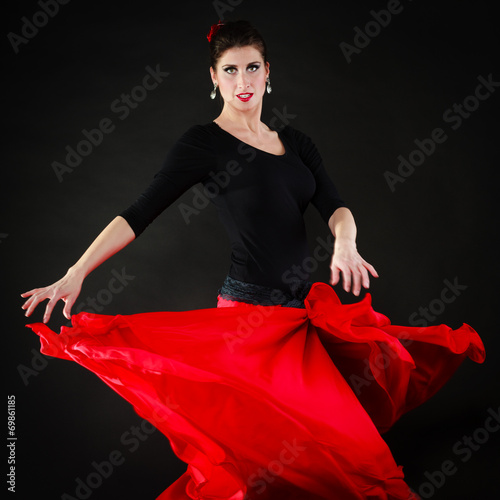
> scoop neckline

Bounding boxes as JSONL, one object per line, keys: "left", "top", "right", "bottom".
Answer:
{"left": 211, "top": 121, "right": 287, "bottom": 157}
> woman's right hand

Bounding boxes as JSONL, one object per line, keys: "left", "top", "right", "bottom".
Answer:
{"left": 20, "top": 216, "right": 136, "bottom": 324}
{"left": 21, "top": 268, "right": 84, "bottom": 323}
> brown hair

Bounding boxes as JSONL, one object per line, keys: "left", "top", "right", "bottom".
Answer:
{"left": 208, "top": 19, "right": 268, "bottom": 69}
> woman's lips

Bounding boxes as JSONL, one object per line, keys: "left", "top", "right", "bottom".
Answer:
{"left": 236, "top": 93, "right": 253, "bottom": 102}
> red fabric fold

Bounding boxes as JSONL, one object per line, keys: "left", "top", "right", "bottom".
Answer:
{"left": 26, "top": 281, "right": 484, "bottom": 500}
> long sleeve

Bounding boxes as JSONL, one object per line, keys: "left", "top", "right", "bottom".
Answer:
{"left": 119, "top": 125, "right": 217, "bottom": 237}
{"left": 287, "top": 126, "right": 347, "bottom": 224}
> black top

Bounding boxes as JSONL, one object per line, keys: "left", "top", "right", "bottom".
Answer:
{"left": 119, "top": 121, "right": 346, "bottom": 293}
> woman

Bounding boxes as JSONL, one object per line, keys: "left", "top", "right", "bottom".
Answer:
{"left": 22, "top": 20, "right": 484, "bottom": 500}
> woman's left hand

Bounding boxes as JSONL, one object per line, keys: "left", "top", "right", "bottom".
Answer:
{"left": 329, "top": 241, "right": 378, "bottom": 296}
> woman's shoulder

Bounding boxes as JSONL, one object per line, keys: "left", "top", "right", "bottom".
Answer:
{"left": 275, "top": 124, "right": 317, "bottom": 151}
{"left": 178, "top": 122, "right": 214, "bottom": 139}
{"left": 172, "top": 123, "right": 218, "bottom": 151}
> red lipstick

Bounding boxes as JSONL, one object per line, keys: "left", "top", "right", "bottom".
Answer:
{"left": 236, "top": 93, "right": 253, "bottom": 102}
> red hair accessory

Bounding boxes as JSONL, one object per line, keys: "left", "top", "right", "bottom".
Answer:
{"left": 207, "top": 20, "right": 224, "bottom": 42}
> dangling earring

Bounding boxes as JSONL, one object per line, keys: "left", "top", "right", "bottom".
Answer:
{"left": 266, "top": 76, "right": 272, "bottom": 94}
{"left": 210, "top": 82, "right": 218, "bottom": 99}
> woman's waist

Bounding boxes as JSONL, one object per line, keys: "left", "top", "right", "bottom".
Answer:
{"left": 217, "top": 273, "right": 312, "bottom": 309}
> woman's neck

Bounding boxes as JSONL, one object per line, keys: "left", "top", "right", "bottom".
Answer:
{"left": 215, "top": 105, "right": 266, "bottom": 134}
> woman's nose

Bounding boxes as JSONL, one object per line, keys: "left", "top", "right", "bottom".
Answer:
{"left": 237, "top": 73, "right": 250, "bottom": 88}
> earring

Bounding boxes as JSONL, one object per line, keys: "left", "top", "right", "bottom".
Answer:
{"left": 266, "top": 77, "right": 272, "bottom": 94}
{"left": 210, "top": 82, "right": 218, "bottom": 99}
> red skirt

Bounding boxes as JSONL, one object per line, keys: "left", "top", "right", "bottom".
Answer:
{"left": 26, "top": 282, "right": 485, "bottom": 500}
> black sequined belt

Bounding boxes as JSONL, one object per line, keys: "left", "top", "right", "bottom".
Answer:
{"left": 217, "top": 274, "right": 313, "bottom": 309}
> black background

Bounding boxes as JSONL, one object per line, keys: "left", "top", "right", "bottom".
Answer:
{"left": 5, "top": 0, "right": 499, "bottom": 498}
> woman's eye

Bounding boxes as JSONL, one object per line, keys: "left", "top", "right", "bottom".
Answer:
{"left": 224, "top": 65, "right": 259, "bottom": 74}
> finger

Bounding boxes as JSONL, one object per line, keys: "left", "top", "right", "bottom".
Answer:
{"left": 43, "top": 298, "right": 58, "bottom": 324}
{"left": 20, "top": 289, "right": 40, "bottom": 306}
{"left": 351, "top": 268, "right": 362, "bottom": 296}
{"left": 364, "top": 261, "right": 379, "bottom": 278}
{"left": 330, "top": 266, "right": 340, "bottom": 286}
{"left": 20, "top": 289, "right": 38, "bottom": 298}
{"left": 21, "top": 296, "right": 34, "bottom": 311}
{"left": 342, "top": 268, "right": 352, "bottom": 293}
{"left": 25, "top": 294, "right": 46, "bottom": 317}
{"left": 22, "top": 292, "right": 41, "bottom": 311}
{"left": 360, "top": 265, "right": 370, "bottom": 289}
{"left": 62, "top": 297, "right": 75, "bottom": 320}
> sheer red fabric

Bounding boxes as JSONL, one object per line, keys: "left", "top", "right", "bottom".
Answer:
{"left": 26, "top": 282, "right": 485, "bottom": 499}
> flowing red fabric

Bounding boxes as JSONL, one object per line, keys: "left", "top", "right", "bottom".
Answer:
{"left": 26, "top": 282, "right": 485, "bottom": 500}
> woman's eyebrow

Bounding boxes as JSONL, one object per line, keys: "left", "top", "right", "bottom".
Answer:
{"left": 222, "top": 61, "right": 261, "bottom": 68}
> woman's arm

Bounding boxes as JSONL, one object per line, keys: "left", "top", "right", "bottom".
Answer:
{"left": 21, "top": 216, "right": 135, "bottom": 323}
{"left": 21, "top": 125, "right": 217, "bottom": 323}
{"left": 328, "top": 207, "right": 378, "bottom": 296}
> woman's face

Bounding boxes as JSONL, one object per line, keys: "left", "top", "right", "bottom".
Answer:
{"left": 210, "top": 45, "right": 270, "bottom": 112}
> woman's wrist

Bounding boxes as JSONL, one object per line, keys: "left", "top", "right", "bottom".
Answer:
{"left": 66, "top": 264, "right": 86, "bottom": 281}
{"left": 334, "top": 237, "right": 357, "bottom": 250}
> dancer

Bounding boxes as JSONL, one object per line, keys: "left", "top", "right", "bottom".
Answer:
{"left": 21, "top": 20, "right": 484, "bottom": 500}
